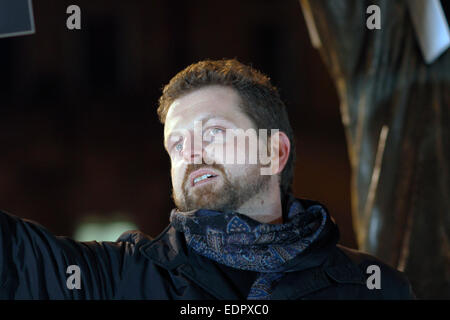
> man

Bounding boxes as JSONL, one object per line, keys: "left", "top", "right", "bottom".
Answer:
{"left": 0, "top": 59, "right": 414, "bottom": 299}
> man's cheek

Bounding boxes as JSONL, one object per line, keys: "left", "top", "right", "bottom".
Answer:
{"left": 204, "top": 141, "right": 226, "bottom": 165}
{"left": 171, "top": 164, "right": 184, "bottom": 189}
{"left": 222, "top": 140, "right": 242, "bottom": 165}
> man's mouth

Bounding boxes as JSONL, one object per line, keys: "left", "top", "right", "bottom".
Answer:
{"left": 189, "top": 169, "right": 219, "bottom": 187}
{"left": 194, "top": 173, "right": 217, "bottom": 184}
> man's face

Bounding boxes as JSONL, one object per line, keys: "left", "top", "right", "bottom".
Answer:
{"left": 164, "top": 85, "right": 271, "bottom": 213}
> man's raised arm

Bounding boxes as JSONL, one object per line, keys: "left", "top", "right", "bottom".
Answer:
{"left": 0, "top": 210, "right": 131, "bottom": 299}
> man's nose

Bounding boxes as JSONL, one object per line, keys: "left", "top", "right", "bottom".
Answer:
{"left": 182, "top": 133, "right": 203, "bottom": 163}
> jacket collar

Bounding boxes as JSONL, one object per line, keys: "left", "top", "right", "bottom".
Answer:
{"left": 140, "top": 224, "right": 240, "bottom": 299}
{"left": 140, "top": 221, "right": 366, "bottom": 299}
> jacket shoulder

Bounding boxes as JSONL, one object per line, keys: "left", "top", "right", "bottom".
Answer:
{"left": 117, "top": 230, "right": 154, "bottom": 246}
{"left": 335, "top": 244, "right": 416, "bottom": 299}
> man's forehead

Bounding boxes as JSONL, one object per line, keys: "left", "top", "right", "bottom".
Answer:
{"left": 164, "top": 86, "right": 243, "bottom": 136}
{"left": 166, "top": 86, "right": 241, "bottom": 120}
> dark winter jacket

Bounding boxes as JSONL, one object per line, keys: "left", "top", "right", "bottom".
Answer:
{"left": 0, "top": 198, "right": 415, "bottom": 299}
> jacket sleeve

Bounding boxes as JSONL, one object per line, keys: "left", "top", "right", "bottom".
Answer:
{"left": 0, "top": 210, "right": 133, "bottom": 299}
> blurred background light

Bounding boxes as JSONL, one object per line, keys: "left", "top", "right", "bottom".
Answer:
{"left": 73, "top": 213, "right": 137, "bottom": 241}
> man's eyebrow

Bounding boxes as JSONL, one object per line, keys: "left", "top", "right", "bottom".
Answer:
{"left": 199, "top": 114, "right": 232, "bottom": 124}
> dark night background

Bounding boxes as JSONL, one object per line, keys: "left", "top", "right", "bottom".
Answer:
{"left": 0, "top": 1, "right": 356, "bottom": 248}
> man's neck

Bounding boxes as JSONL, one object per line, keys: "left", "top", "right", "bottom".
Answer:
{"left": 268, "top": 216, "right": 284, "bottom": 224}
{"left": 235, "top": 183, "right": 283, "bottom": 224}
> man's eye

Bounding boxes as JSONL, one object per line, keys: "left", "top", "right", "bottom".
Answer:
{"left": 211, "top": 128, "right": 224, "bottom": 135}
{"left": 174, "top": 143, "right": 183, "bottom": 151}
{"left": 203, "top": 127, "right": 225, "bottom": 142}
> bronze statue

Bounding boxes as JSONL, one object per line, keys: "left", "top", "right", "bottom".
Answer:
{"left": 300, "top": 0, "right": 450, "bottom": 298}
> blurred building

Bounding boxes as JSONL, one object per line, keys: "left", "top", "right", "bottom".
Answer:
{"left": 0, "top": 0, "right": 355, "bottom": 248}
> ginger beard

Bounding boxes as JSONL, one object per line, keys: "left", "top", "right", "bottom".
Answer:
{"left": 172, "top": 162, "right": 270, "bottom": 213}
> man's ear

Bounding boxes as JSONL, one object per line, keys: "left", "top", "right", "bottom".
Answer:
{"left": 268, "top": 131, "right": 290, "bottom": 176}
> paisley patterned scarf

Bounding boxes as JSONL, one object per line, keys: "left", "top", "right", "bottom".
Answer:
{"left": 170, "top": 197, "right": 329, "bottom": 299}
